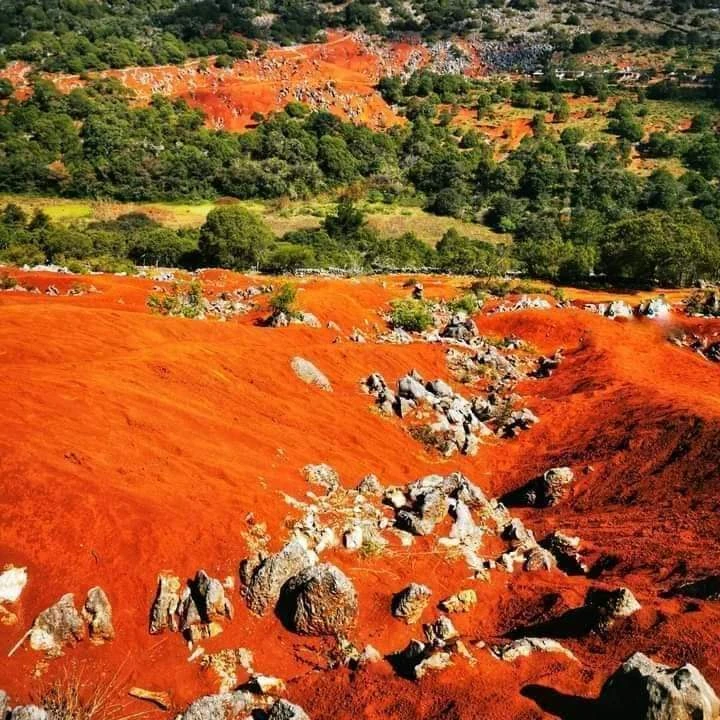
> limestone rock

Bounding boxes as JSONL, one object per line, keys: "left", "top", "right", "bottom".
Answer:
{"left": 29, "top": 594, "right": 85, "bottom": 655}
{"left": 302, "top": 464, "right": 340, "bottom": 492}
{"left": 83, "top": 586, "right": 115, "bottom": 643}
{"left": 392, "top": 584, "right": 432, "bottom": 624}
{"left": 439, "top": 589, "right": 477, "bottom": 614}
{"left": 423, "top": 616, "right": 459, "bottom": 647}
{"left": 10, "top": 707, "right": 48, "bottom": 720}
{"left": 586, "top": 587, "right": 641, "bottom": 630}
{"left": 150, "top": 573, "right": 182, "bottom": 634}
{"left": 244, "top": 540, "right": 317, "bottom": 616}
{"left": 599, "top": 652, "right": 720, "bottom": 720}
{"left": 290, "top": 357, "right": 332, "bottom": 392}
{"left": 357, "top": 474, "right": 383, "bottom": 495}
{"left": 179, "top": 691, "right": 262, "bottom": 720}
{"left": 0, "top": 567, "right": 27, "bottom": 604}
{"left": 492, "top": 637, "right": 577, "bottom": 662}
{"left": 267, "top": 699, "right": 310, "bottom": 720}
{"left": 278, "top": 563, "right": 358, "bottom": 636}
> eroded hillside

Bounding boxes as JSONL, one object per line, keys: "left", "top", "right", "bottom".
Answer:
{"left": 1, "top": 271, "right": 720, "bottom": 718}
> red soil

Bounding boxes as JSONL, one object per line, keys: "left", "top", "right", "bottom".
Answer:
{"left": 0, "top": 33, "right": 431, "bottom": 131}
{"left": 2, "top": 272, "right": 720, "bottom": 718}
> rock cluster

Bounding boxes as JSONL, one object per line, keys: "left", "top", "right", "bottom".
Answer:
{"left": 362, "top": 368, "right": 541, "bottom": 456}
{"left": 150, "top": 570, "right": 232, "bottom": 643}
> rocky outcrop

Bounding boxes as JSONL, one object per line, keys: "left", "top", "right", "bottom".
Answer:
{"left": 243, "top": 540, "right": 317, "bottom": 616}
{"left": 29, "top": 594, "right": 85, "bottom": 655}
{"left": 392, "top": 583, "right": 432, "bottom": 624}
{"left": 179, "top": 691, "right": 265, "bottom": 720}
{"left": 290, "top": 357, "right": 332, "bottom": 392}
{"left": 178, "top": 570, "right": 234, "bottom": 640}
{"left": 599, "top": 652, "right": 720, "bottom": 720}
{"left": 278, "top": 564, "right": 358, "bottom": 636}
{"left": 356, "top": 474, "right": 383, "bottom": 495}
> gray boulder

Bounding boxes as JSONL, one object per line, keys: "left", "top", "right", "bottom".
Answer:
{"left": 244, "top": 541, "right": 317, "bottom": 616}
{"left": 392, "top": 583, "right": 432, "bottom": 624}
{"left": 180, "top": 691, "right": 260, "bottom": 720}
{"left": 0, "top": 690, "right": 8, "bottom": 720}
{"left": 290, "top": 357, "right": 332, "bottom": 392}
{"left": 267, "top": 699, "right": 311, "bottom": 720}
{"left": 278, "top": 564, "right": 358, "bottom": 636}
{"left": 599, "top": 652, "right": 720, "bottom": 720}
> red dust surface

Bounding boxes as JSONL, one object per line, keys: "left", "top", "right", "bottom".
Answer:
{"left": 0, "top": 33, "right": 433, "bottom": 131}
{"left": 2, "top": 272, "right": 720, "bottom": 718}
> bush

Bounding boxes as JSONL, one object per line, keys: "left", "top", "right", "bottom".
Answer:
{"left": 448, "top": 293, "right": 479, "bottom": 314}
{"left": 268, "top": 283, "right": 298, "bottom": 316}
{"left": 390, "top": 298, "right": 433, "bottom": 331}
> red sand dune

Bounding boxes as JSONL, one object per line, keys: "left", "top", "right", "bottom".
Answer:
{"left": 2, "top": 272, "right": 720, "bottom": 717}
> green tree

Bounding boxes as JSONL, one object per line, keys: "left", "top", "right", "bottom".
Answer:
{"left": 198, "top": 206, "right": 274, "bottom": 270}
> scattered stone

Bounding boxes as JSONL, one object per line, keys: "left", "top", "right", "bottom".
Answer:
{"left": 244, "top": 540, "right": 317, "bottom": 616}
{"left": 638, "top": 297, "right": 671, "bottom": 319}
{"left": 441, "top": 313, "right": 478, "bottom": 343}
{"left": 83, "top": 586, "right": 115, "bottom": 643}
{"left": 290, "top": 357, "right": 332, "bottom": 392}
{"left": 0, "top": 690, "right": 8, "bottom": 719}
{"left": 302, "top": 464, "right": 340, "bottom": 492}
{"left": 439, "top": 589, "right": 477, "bottom": 614}
{"left": 29, "top": 594, "right": 85, "bottom": 655}
{"left": 278, "top": 563, "right": 358, "bottom": 636}
{"left": 423, "top": 616, "right": 459, "bottom": 647}
{"left": 586, "top": 587, "right": 641, "bottom": 630}
{"left": 540, "top": 532, "right": 587, "bottom": 575}
{"left": 599, "top": 652, "right": 720, "bottom": 720}
{"left": 245, "top": 674, "right": 286, "bottom": 696}
{"left": 356, "top": 474, "right": 383, "bottom": 495}
{"left": 502, "top": 467, "right": 574, "bottom": 508}
{"left": 200, "top": 648, "right": 254, "bottom": 693}
{"left": 150, "top": 573, "right": 182, "bottom": 634}
{"left": 178, "top": 570, "right": 233, "bottom": 641}
{"left": 294, "top": 312, "right": 321, "bottom": 328}
{"left": 669, "top": 575, "right": 720, "bottom": 600}
{"left": 392, "top": 584, "right": 432, "bottom": 624}
{"left": 267, "top": 699, "right": 310, "bottom": 720}
{"left": 0, "top": 566, "right": 27, "bottom": 604}
{"left": 491, "top": 637, "right": 577, "bottom": 662}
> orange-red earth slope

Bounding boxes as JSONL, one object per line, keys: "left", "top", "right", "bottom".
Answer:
{"left": 1, "top": 271, "right": 720, "bottom": 719}
{"left": 1, "top": 32, "right": 462, "bottom": 131}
